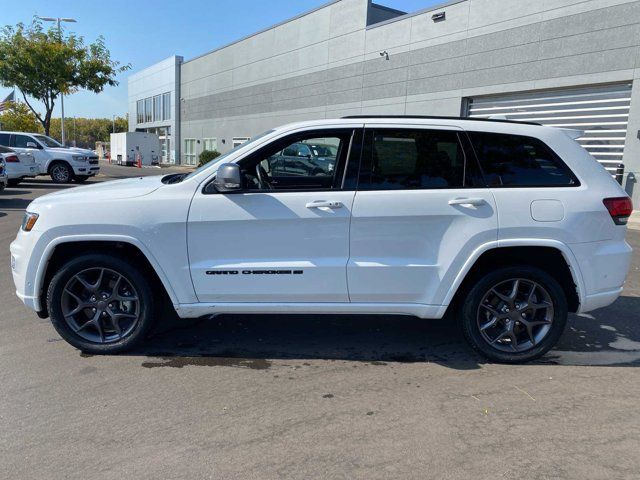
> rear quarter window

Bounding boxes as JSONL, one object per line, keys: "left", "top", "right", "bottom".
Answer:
{"left": 468, "top": 132, "right": 578, "bottom": 187}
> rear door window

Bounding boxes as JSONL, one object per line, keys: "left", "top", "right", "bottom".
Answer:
{"left": 468, "top": 132, "right": 578, "bottom": 187}
{"left": 359, "top": 128, "right": 482, "bottom": 190}
{"left": 13, "top": 134, "right": 35, "bottom": 148}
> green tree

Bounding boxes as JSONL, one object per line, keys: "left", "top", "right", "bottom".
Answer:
{"left": 48, "top": 115, "right": 128, "bottom": 149}
{"left": 0, "top": 18, "right": 130, "bottom": 136}
{"left": 0, "top": 101, "right": 39, "bottom": 132}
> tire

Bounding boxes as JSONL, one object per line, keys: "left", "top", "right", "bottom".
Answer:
{"left": 47, "top": 253, "right": 155, "bottom": 354}
{"left": 7, "top": 178, "right": 22, "bottom": 187}
{"left": 460, "top": 266, "right": 568, "bottom": 364}
{"left": 74, "top": 175, "right": 90, "bottom": 183}
{"left": 49, "top": 162, "right": 73, "bottom": 184}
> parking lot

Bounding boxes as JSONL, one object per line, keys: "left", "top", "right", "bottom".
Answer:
{"left": 1, "top": 165, "right": 639, "bottom": 479}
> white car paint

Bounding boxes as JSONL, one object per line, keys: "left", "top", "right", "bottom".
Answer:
{"left": 10, "top": 117, "right": 632, "bottom": 321}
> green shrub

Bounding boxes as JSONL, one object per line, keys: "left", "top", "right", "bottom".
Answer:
{"left": 198, "top": 149, "right": 221, "bottom": 167}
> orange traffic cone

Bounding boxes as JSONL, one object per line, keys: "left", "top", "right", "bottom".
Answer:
{"left": 136, "top": 153, "right": 142, "bottom": 169}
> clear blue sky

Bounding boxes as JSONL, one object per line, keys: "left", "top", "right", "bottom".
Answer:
{"left": 1, "top": 0, "right": 441, "bottom": 119}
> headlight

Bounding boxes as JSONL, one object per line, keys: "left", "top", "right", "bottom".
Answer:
{"left": 21, "top": 212, "right": 39, "bottom": 232}
{"left": 73, "top": 155, "right": 88, "bottom": 161}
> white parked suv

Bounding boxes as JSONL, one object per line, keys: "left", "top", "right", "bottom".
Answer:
{"left": 0, "top": 131, "right": 100, "bottom": 184}
{"left": 10, "top": 116, "right": 633, "bottom": 363}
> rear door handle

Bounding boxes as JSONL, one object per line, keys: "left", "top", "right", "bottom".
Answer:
{"left": 306, "top": 200, "right": 342, "bottom": 209}
{"left": 448, "top": 198, "right": 486, "bottom": 207}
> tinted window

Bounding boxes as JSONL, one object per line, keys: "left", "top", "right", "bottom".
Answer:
{"left": 469, "top": 132, "right": 577, "bottom": 187}
{"left": 14, "top": 134, "right": 35, "bottom": 148}
{"left": 0, "top": 133, "right": 9, "bottom": 146}
{"left": 361, "top": 129, "right": 467, "bottom": 190}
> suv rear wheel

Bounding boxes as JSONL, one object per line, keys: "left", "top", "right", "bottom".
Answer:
{"left": 49, "top": 162, "right": 73, "bottom": 184}
{"left": 460, "top": 266, "right": 568, "bottom": 364}
{"left": 47, "top": 254, "right": 155, "bottom": 354}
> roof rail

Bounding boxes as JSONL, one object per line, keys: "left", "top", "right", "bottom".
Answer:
{"left": 340, "top": 115, "right": 541, "bottom": 126}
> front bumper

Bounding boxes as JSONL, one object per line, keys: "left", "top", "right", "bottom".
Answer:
{"left": 71, "top": 163, "right": 100, "bottom": 176}
{"left": 10, "top": 228, "right": 47, "bottom": 313}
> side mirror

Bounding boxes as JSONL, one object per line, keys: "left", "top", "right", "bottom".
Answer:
{"left": 213, "top": 163, "right": 243, "bottom": 192}
{"left": 26, "top": 142, "right": 38, "bottom": 149}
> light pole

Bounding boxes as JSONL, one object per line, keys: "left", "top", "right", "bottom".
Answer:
{"left": 36, "top": 16, "right": 77, "bottom": 146}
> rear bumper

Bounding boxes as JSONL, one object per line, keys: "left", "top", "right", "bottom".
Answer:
{"left": 578, "top": 288, "right": 624, "bottom": 314}
{"left": 7, "top": 163, "right": 38, "bottom": 179}
{"left": 570, "top": 239, "right": 632, "bottom": 313}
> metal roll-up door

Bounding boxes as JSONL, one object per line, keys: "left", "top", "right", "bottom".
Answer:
{"left": 466, "top": 83, "right": 632, "bottom": 176}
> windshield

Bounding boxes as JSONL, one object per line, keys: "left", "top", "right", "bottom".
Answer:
{"left": 33, "top": 134, "right": 62, "bottom": 148}
{"left": 182, "top": 130, "right": 275, "bottom": 181}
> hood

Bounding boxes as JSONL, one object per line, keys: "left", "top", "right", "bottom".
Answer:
{"left": 30, "top": 176, "right": 164, "bottom": 207}
{"left": 47, "top": 146, "right": 95, "bottom": 156}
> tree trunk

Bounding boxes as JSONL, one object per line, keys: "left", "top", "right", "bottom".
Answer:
{"left": 43, "top": 108, "right": 53, "bottom": 136}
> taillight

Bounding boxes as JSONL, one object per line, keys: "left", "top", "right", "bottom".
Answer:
{"left": 5, "top": 155, "right": 19, "bottom": 163}
{"left": 603, "top": 197, "right": 633, "bottom": 225}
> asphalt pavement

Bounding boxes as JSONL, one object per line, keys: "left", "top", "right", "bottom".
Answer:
{"left": 1, "top": 166, "right": 639, "bottom": 480}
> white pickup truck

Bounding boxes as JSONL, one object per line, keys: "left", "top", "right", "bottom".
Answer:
{"left": 0, "top": 131, "right": 100, "bottom": 184}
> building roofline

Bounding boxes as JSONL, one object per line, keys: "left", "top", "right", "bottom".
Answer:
{"left": 366, "top": 0, "right": 467, "bottom": 29}
{"left": 183, "top": 0, "right": 342, "bottom": 65}
{"left": 128, "top": 55, "right": 183, "bottom": 81}
{"left": 369, "top": 2, "right": 407, "bottom": 16}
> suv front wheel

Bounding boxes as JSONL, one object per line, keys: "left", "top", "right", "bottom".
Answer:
{"left": 460, "top": 266, "right": 568, "bottom": 364}
{"left": 47, "top": 254, "right": 155, "bottom": 354}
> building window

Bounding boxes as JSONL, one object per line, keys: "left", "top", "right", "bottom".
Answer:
{"left": 203, "top": 138, "right": 218, "bottom": 152}
{"left": 232, "top": 137, "right": 250, "bottom": 148}
{"left": 136, "top": 100, "right": 143, "bottom": 124}
{"left": 137, "top": 92, "right": 171, "bottom": 125}
{"left": 184, "top": 138, "right": 197, "bottom": 166}
{"left": 144, "top": 98, "right": 152, "bottom": 123}
{"left": 153, "top": 95, "right": 162, "bottom": 122}
{"left": 162, "top": 93, "right": 171, "bottom": 121}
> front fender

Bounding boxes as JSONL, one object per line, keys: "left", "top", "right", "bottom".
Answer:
{"left": 32, "top": 234, "right": 181, "bottom": 311}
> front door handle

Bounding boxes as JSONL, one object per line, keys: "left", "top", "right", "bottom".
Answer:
{"left": 448, "top": 197, "right": 486, "bottom": 207}
{"left": 306, "top": 200, "right": 342, "bottom": 209}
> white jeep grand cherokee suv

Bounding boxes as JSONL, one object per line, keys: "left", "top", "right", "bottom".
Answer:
{"left": 10, "top": 116, "right": 633, "bottom": 363}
